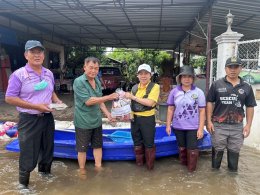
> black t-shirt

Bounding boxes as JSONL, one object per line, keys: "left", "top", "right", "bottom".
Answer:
{"left": 207, "top": 77, "right": 257, "bottom": 124}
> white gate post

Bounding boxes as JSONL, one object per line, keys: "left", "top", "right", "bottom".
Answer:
{"left": 214, "top": 12, "right": 244, "bottom": 79}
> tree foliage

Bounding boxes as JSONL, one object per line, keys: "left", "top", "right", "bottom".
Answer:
{"left": 65, "top": 46, "right": 173, "bottom": 82}
{"left": 65, "top": 46, "right": 107, "bottom": 69}
{"left": 190, "top": 56, "right": 206, "bottom": 69}
{"left": 107, "top": 48, "right": 172, "bottom": 82}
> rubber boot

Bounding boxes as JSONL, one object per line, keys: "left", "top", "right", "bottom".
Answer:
{"left": 187, "top": 149, "right": 199, "bottom": 172}
{"left": 19, "top": 170, "right": 30, "bottom": 189}
{"left": 145, "top": 145, "right": 156, "bottom": 170}
{"left": 227, "top": 150, "right": 239, "bottom": 172}
{"left": 134, "top": 145, "right": 145, "bottom": 166}
{"left": 179, "top": 147, "right": 187, "bottom": 166}
{"left": 212, "top": 147, "right": 224, "bottom": 169}
{"left": 38, "top": 164, "right": 51, "bottom": 174}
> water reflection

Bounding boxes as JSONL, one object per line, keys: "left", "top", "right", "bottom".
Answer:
{"left": 1, "top": 140, "right": 260, "bottom": 195}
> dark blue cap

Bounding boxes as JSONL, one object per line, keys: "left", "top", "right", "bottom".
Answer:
{"left": 25, "top": 40, "right": 45, "bottom": 51}
{"left": 225, "top": 56, "right": 242, "bottom": 66}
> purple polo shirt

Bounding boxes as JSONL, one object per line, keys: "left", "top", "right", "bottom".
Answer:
{"left": 167, "top": 85, "right": 206, "bottom": 130}
{"left": 5, "top": 64, "right": 55, "bottom": 114}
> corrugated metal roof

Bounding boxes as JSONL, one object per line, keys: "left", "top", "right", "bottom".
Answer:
{"left": 0, "top": 0, "right": 259, "bottom": 52}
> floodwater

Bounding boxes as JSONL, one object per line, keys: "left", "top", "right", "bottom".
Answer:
{"left": 1, "top": 140, "right": 260, "bottom": 195}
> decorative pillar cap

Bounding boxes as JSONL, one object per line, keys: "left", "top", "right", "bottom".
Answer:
{"left": 226, "top": 10, "right": 234, "bottom": 32}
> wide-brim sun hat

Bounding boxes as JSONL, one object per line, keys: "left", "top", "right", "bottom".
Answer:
{"left": 176, "top": 65, "right": 195, "bottom": 84}
{"left": 137, "top": 63, "right": 152, "bottom": 73}
{"left": 25, "top": 40, "right": 45, "bottom": 51}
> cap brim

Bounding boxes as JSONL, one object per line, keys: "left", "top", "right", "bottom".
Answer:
{"left": 225, "top": 63, "right": 242, "bottom": 66}
{"left": 137, "top": 69, "right": 151, "bottom": 73}
{"left": 179, "top": 72, "right": 194, "bottom": 76}
{"left": 26, "top": 46, "right": 45, "bottom": 51}
{"left": 176, "top": 73, "right": 196, "bottom": 84}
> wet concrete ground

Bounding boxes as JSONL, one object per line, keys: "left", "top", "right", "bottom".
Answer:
{"left": 0, "top": 93, "right": 97, "bottom": 122}
{"left": 0, "top": 78, "right": 208, "bottom": 122}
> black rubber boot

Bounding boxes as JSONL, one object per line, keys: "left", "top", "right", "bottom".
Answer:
{"left": 212, "top": 147, "right": 224, "bottom": 169}
{"left": 19, "top": 170, "right": 30, "bottom": 189}
{"left": 38, "top": 164, "right": 51, "bottom": 174}
{"left": 227, "top": 150, "right": 239, "bottom": 172}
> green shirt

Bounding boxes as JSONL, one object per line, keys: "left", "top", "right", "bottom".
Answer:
{"left": 73, "top": 74, "right": 103, "bottom": 129}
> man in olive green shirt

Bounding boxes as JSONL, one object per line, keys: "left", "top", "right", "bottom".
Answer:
{"left": 73, "top": 57, "right": 118, "bottom": 175}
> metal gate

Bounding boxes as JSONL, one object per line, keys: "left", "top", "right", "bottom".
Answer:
{"left": 235, "top": 39, "right": 260, "bottom": 84}
{"left": 210, "top": 48, "right": 218, "bottom": 86}
{"left": 210, "top": 39, "right": 260, "bottom": 86}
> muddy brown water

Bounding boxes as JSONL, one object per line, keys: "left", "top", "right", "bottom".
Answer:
{"left": 0, "top": 139, "right": 260, "bottom": 195}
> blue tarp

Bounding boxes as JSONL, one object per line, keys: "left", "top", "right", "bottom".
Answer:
{"left": 0, "top": 26, "right": 18, "bottom": 46}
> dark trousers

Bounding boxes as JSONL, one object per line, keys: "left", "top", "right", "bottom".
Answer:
{"left": 174, "top": 129, "right": 198, "bottom": 149}
{"left": 18, "top": 113, "right": 55, "bottom": 172}
{"left": 131, "top": 115, "right": 155, "bottom": 148}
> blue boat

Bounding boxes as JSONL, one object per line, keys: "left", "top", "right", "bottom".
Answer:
{"left": 5, "top": 124, "right": 212, "bottom": 160}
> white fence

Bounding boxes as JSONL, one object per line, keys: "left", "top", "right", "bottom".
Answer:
{"left": 236, "top": 39, "right": 260, "bottom": 69}
{"left": 210, "top": 39, "right": 260, "bottom": 87}
{"left": 210, "top": 48, "right": 218, "bottom": 86}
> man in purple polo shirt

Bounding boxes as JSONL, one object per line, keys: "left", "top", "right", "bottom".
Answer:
{"left": 5, "top": 40, "right": 61, "bottom": 189}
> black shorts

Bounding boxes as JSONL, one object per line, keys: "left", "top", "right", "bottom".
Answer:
{"left": 75, "top": 126, "right": 103, "bottom": 152}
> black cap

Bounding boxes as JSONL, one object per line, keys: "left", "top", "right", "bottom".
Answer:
{"left": 225, "top": 56, "right": 242, "bottom": 66}
{"left": 176, "top": 65, "right": 195, "bottom": 83}
{"left": 25, "top": 40, "right": 45, "bottom": 51}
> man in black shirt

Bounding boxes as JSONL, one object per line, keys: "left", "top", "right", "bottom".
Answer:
{"left": 206, "top": 56, "right": 257, "bottom": 172}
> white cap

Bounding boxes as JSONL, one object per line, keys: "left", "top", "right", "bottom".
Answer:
{"left": 137, "top": 64, "right": 152, "bottom": 73}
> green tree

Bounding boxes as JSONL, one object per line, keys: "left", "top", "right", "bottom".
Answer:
{"left": 107, "top": 48, "right": 171, "bottom": 82}
{"left": 65, "top": 46, "right": 107, "bottom": 69}
{"left": 190, "top": 56, "right": 206, "bottom": 73}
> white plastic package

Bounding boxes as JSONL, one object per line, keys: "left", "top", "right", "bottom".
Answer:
{"left": 111, "top": 89, "right": 131, "bottom": 121}
{"left": 49, "top": 103, "right": 68, "bottom": 110}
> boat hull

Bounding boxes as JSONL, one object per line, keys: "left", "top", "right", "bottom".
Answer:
{"left": 5, "top": 125, "right": 212, "bottom": 160}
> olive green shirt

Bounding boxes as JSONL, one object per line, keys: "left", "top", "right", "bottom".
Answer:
{"left": 73, "top": 74, "right": 103, "bottom": 129}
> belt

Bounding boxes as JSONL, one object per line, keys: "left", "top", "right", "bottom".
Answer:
{"left": 20, "top": 112, "right": 51, "bottom": 117}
